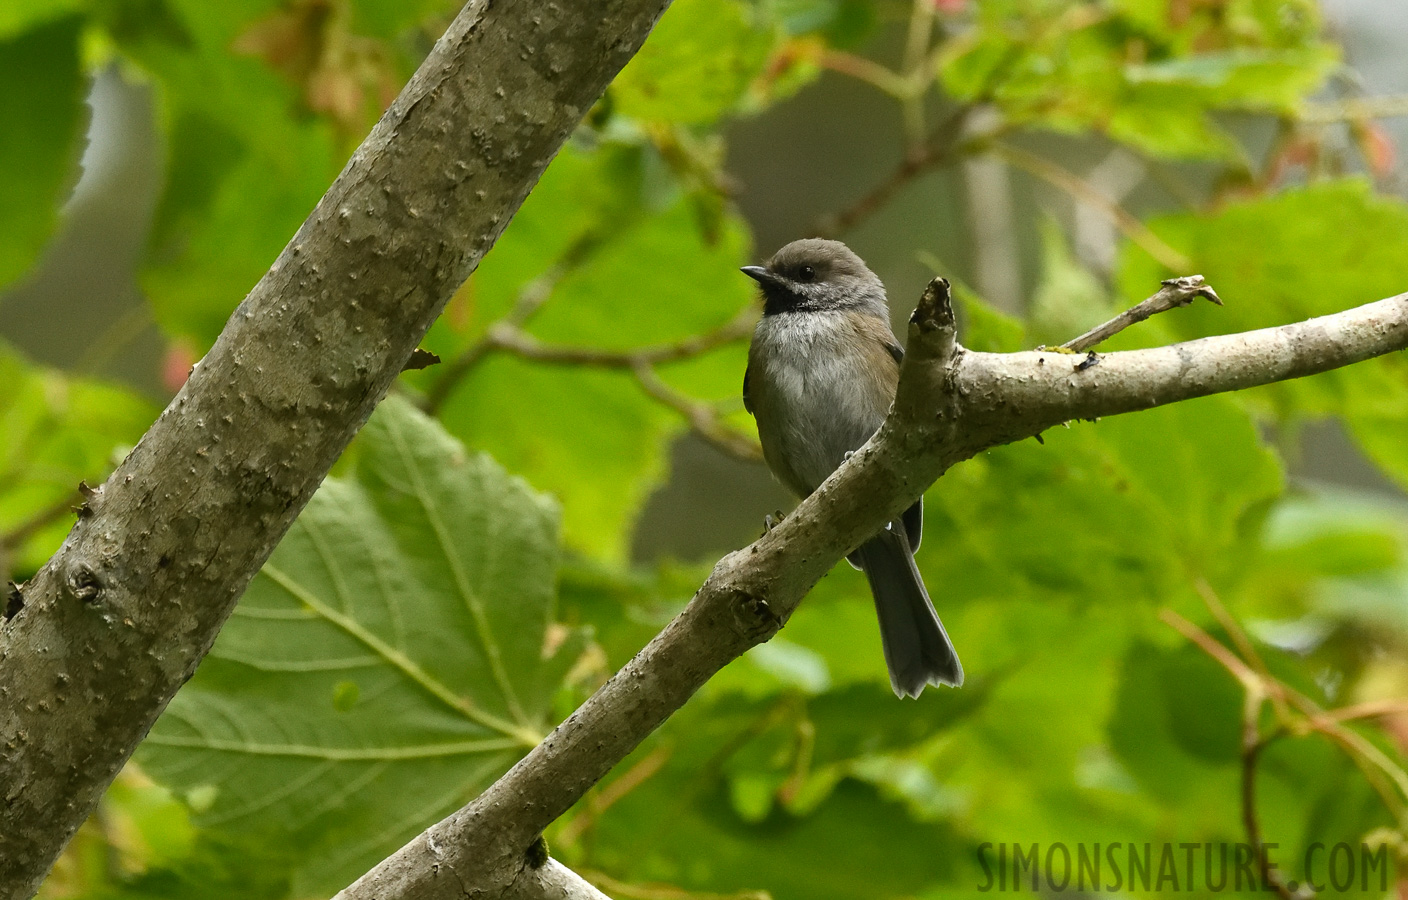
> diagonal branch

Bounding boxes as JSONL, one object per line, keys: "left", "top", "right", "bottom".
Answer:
{"left": 335, "top": 280, "right": 1408, "bottom": 900}
{"left": 0, "top": 1, "right": 676, "bottom": 897}
{"left": 992, "top": 142, "right": 1192, "bottom": 272}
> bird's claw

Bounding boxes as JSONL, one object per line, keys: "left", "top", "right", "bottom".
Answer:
{"left": 763, "top": 509, "right": 787, "bottom": 533}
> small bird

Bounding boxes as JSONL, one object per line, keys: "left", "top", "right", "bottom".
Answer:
{"left": 742, "top": 238, "right": 963, "bottom": 698}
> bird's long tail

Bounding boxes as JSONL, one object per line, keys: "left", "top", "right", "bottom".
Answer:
{"left": 855, "top": 524, "right": 963, "bottom": 697}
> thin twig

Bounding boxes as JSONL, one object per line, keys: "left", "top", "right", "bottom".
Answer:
{"left": 818, "top": 50, "right": 912, "bottom": 98}
{"left": 557, "top": 744, "right": 673, "bottom": 846}
{"left": 486, "top": 310, "right": 755, "bottom": 369}
{"left": 1319, "top": 699, "right": 1408, "bottom": 723}
{"left": 447, "top": 311, "right": 762, "bottom": 461}
{"left": 1159, "top": 609, "right": 1261, "bottom": 689}
{"left": 992, "top": 142, "right": 1192, "bottom": 272}
{"left": 899, "top": 0, "right": 937, "bottom": 147}
{"left": 1, "top": 493, "right": 80, "bottom": 552}
{"left": 423, "top": 233, "right": 602, "bottom": 414}
{"left": 814, "top": 107, "right": 975, "bottom": 238}
{"left": 1165, "top": 606, "right": 1408, "bottom": 835}
{"left": 1194, "top": 580, "right": 1293, "bottom": 723}
{"left": 630, "top": 361, "right": 762, "bottom": 462}
{"left": 1240, "top": 717, "right": 1304, "bottom": 900}
{"left": 1167, "top": 610, "right": 1308, "bottom": 899}
{"left": 1300, "top": 95, "right": 1408, "bottom": 124}
{"left": 1058, "top": 276, "right": 1222, "bottom": 353}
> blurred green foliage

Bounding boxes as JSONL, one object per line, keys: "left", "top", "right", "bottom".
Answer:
{"left": 1, "top": 0, "right": 1404, "bottom": 898}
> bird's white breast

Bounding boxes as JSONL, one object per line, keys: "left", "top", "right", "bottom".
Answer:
{"left": 749, "top": 310, "right": 895, "bottom": 495}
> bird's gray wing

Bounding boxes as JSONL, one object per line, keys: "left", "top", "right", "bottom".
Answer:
{"left": 884, "top": 340, "right": 904, "bottom": 366}
{"left": 742, "top": 360, "right": 754, "bottom": 414}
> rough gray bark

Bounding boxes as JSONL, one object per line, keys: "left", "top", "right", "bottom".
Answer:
{"left": 506, "top": 860, "right": 612, "bottom": 900}
{"left": 336, "top": 282, "right": 1408, "bottom": 900}
{"left": 0, "top": 1, "right": 672, "bottom": 896}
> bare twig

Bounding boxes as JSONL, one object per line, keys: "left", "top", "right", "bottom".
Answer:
{"left": 1159, "top": 609, "right": 1261, "bottom": 689}
{"left": 1194, "top": 580, "right": 1293, "bottom": 725}
{"left": 1165, "top": 601, "right": 1408, "bottom": 900}
{"left": 434, "top": 309, "right": 762, "bottom": 461}
{"left": 992, "top": 142, "right": 1192, "bottom": 272}
{"left": 0, "top": 492, "right": 80, "bottom": 552}
{"left": 814, "top": 108, "right": 975, "bottom": 238}
{"left": 818, "top": 51, "right": 912, "bottom": 99}
{"left": 1320, "top": 700, "right": 1408, "bottom": 723}
{"left": 1163, "top": 610, "right": 1315, "bottom": 899}
{"left": 1240, "top": 715, "right": 1303, "bottom": 900}
{"left": 1300, "top": 95, "right": 1408, "bottom": 124}
{"left": 557, "top": 744, "right": 672, "bottom": 846}
{"left": 631, "top": 361, "right": 762, "bottom": 462}
{"left": 1058, "top": 275, "right": 1222, "bottom": 353}
{"left": 423, "top": 233, "right": 603, "bottom": 414}
{"left": 421, "top": 246, "right": 758, "bottom": 463}
{"left": 487, "top": 310, "right": 755, "bottom": 369}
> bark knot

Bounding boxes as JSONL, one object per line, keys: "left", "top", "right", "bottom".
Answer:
{"left": 65, "top": 562, "right": 105, "bottom": 605}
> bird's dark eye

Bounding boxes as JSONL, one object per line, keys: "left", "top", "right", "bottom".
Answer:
{"left": 798, "top": 265, "right": 816, "bottom": 282}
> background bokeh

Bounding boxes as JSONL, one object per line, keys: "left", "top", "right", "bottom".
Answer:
{"left": 3, "top": 1, "right": 1407, "bottom": 898}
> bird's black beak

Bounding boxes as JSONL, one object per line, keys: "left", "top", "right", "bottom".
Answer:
{"left": 741, "top": 265, "right": 779, "bottom": 287}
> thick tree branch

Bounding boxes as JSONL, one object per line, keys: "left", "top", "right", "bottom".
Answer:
{"left": 506, "top": 859, "right": 613, "bottom": 900}
{"left": 337, "top": 283, "right": 1408, "bottom": 899}
{"left": 0, "top": 1, "right": 674, "bottom": 896}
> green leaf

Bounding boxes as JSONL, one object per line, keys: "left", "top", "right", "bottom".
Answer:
{"left": 577, "top": 694, "right": 973, "bottom": 900}
{"left": 1125, "top": 47, "right": 1336, "bottom": 111}
{"left": 0, "top": 0, "right": 83, "bottom": 41}
{"left": 955, "top": 284, "right": 1026, "bottom": 353}
{"left": 1118, "top": 179, "right": 1408, "bottom": 493}
{"left": 917, "top": 396, "right": 1282, "bottom": 623}
{"left": 139, "top": 397, "right": 588, "bottom": 895}
{"left": 611, "top": 0, "right": 776, "bottom": 125}
{"left": 0, "top": 344, "right": 158, "bottom": 579}
{"left": 940, "top": 2, "right": 1335, "bottom": 161}
{"left": 349, "top": 0, "right": 459, "bottom": 41}
{"left": 123, "top": 4, "right": 344, "bottom": 345}
{"left": 0, "top": 16, "right": 87, "bottom": 291}
{"left": 1027, "top": 218, "right": 1111, "bottom": 348}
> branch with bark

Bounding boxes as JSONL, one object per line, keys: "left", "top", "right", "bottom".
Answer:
{"left": 336, "top": 279, "right": 1408, "bottom": 899}
{"left": 0, "top": 0, "right": 674, "bottom": 897}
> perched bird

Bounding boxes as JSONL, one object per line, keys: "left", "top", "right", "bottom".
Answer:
{"left": 742, "top": 238, "right": 962, "bottom": 698}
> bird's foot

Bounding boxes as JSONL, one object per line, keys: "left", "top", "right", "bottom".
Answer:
{"left": 763, "top": 509, "right": 787, "bottom": 534}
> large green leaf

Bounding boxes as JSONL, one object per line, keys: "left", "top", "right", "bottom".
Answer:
{"left": 0, "top": 0, "right": 83, "bottom": 40}
{"left": 0, "top": 344, "right": 158, "bottom": 580}
{"left": 1118, "top": 179, "right": 1408, "bottom": 492}
{"left": 139, "top": 397, "right": 588, "bottom": 895}
{"left": 118, "top": 0, "right": 346, "bottom": 345}
{"left": 571, "top": 691, "right": 975, "bottom": 900}
{"left": 0, "top": 16, "right": 87, "bottom": 291}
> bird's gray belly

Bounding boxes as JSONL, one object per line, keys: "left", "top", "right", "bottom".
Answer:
{"left": 752, "top": 319, "right": 889, "bottom": 495}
